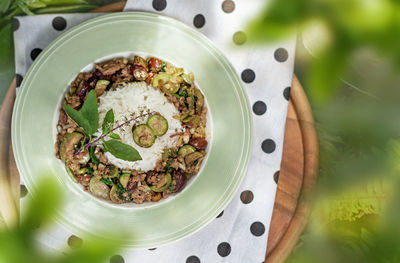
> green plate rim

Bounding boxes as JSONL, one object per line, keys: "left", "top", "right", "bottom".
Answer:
{"left": 12, "top": 12, "right": 252, "bottom": 247}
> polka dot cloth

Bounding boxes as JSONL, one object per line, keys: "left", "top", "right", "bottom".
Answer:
{"left": 14, "top": 0, "right": 295, "bottom": 262}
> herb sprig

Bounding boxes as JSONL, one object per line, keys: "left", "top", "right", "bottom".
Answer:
{"left": 63, "top": 90, "right": 154, "bottom": 162}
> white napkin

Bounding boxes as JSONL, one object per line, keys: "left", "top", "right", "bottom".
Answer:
{"left": 14, "top": 1, "right": 295, "bottom": 262}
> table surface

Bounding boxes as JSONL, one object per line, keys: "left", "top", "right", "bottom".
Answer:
{"left": 0, "top": 3, "right": 319, "bottom": 262}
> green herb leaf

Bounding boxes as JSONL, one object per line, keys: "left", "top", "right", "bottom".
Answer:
{"left": 103, "top": 140, "right": 142, "bottom": 162}
{"left": 100, "top": 178, "right": 113, "bottom": 186}
{"left": 63, "top": 105, "right": 92, "bottom": 137}
{"left": 109, "top": 133, "right": 121, "bottom": 140}
{"left": 80, "top": 90, "right": 99, "bottom": 135}
{"left": 87, "top": 166, "right": 94, "bottom": 175}
{"left": 102, "top": 109, "right": 114, "bottom": 133}
{"left": 89, "top": 146, "right": 99, "bottom": 164}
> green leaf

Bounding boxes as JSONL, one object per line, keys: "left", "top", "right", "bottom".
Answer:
{"left": 89, "top": 146, "right": 99, "bottom": 164}
{"left": 0, "top": 0, "right": 11, "bottom": 14}
{"left": 80, "top": 90, "right": 99, "bottom": 135}
{"left": 100, "top": 178, "right": 113, "bottom": 186}
{"left": 102, "top": 109, "right": 114, "bottom": 133}
{"left": 63, "top": 105, "right": 91, "bottom": 137}
{"left": 23, "top": 0, "right": 46, "bottom": 9}
{"left": 17, "top": 2, "right": 34, "bottom": 15}
{"left": 109, "top": 133, "right": 120, "bottom": 140}
{"left": 103, "top": 140, "right": 142, "bottom": 162}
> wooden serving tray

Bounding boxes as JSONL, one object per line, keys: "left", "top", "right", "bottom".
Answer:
{"left": 0, "top": 3, "right": 319, "bottom": 262}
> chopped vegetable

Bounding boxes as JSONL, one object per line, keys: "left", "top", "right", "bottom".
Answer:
{"left": 59, "top": 132, "right": 84, "bottom": 162}
{"left": 147, "top": 114, "right": 168, "bottom": 136}
{"left": 76, "top": 168, "right": 87, "bottom": 174}
{"left": 89, "top": 146, "right": 99, "bottom": 164}
{"left": 185, "top": 151, "right": 204, "bottom": 166}
{"left": 148, "top": 57, "right": 162, "bottom": 72}
{"left": 100, "top": 178, "right": 113, "bottom": 186}
{"left": 132, "top": 124, "right": 156, "bottom": 148}
{"left": 150, "top": 173, "right": 172, "bottom": 192}
{"left": 89, "top": 177, "right": 110, "bottom": 200}
{"left": 94, "top": 79, "right": 110, "bottom": 97}
{"left": 152, "top": 73, "right": 172, "bottom": 88}
{"left": 66, "top": 168, "right": 78, "bottom": 182}
{"left": 119, "top": 174, "right": 130, "bottom": 188}
{"left": 110, "top": 185, "right": 123, "bottom": 204}
{"left": 106, "top": 165, "right": 119, "bottom": 178}
{"left": 178, "top": 145, "right": 196, "bottom": 156}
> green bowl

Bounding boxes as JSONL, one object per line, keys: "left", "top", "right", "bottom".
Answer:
{"left": 12, "top": 12, "right": 252, "bottom": 248}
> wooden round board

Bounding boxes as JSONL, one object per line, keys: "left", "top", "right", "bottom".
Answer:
{"left": 0, "top": 2, "right": 319, "bottom": 262}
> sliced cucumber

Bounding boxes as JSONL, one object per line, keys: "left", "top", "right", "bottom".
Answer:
{"left": 178, "top": 145, "right": 196, "bottom": 156}
{"left": 149, "top": 173, "right": 172, "bottom": 192}
{"left": 147, "top": 114, "right": 168, "bottom": 136}
{"left": 132, "top": 124, "right": 156, "bottom": 148}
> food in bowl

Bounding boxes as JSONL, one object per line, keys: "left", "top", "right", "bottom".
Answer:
{"left": 55, "top": 55, "right": 208, "bottom": 204}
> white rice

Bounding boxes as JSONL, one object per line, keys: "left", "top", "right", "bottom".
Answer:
{"left": 94, "top": 82, "right": 183, "bottom": 171}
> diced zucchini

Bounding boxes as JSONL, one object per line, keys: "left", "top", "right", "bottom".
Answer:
{"left": 59, "top": 132, "right": 84, "bottom": 162}
{"left": 163, "top": 82, "right": 180, "bottom": 94}
{"left": 182, "top": 73, "right": 192, "bottom": 85}
{"left": 178, "top": 145, "right": 196, "bottom": 156}
{"left": 149, "top": 173, "right": 172, "bottom": 192}
{"left": 119, "top": 174, "right": 130, "bottom": 188}
{"left": 106, "top": 165, "right": 119, "bottom": 178}
{"left": 194, "top": 88, "right": 204, "bottom": 114}
{"left": 89, "top": 177, "right": 110, "bottom": 200}
{"left": 147, "top": 114, "right": 168, "bottom": 136}
{"left": 152, "top": 73, "right": 172, "bottom": 88}
{"left": 94, "top": 79, "right": 110, "bottom": 97}
{"left": 110, "top": 185, "right": 123, "bottom": 204}
{"left": 185, "top": 151, "right": 204, "bottom": 166}
{"left": 132, "top": 124, "right": 156, "bottom": 148}
{"left": 66, "top": 168, "right": 78, "bottom": 182}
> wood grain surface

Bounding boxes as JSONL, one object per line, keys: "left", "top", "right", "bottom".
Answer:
{"left": 0, "top": 3, "right": 319, "bottom": 262}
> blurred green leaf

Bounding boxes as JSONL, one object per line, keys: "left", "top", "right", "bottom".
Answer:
{"left": 0, "top": 0, "right": 11, "bottom": 14}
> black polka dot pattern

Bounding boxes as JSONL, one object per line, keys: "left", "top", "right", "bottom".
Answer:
{"left": 252, "top": 101, "right": 267, "bottom": 115}
{"left": 261, "top": 139, "right": 276, "bottom": 154}
{"left": 240, "top": 190, "right": 253, "bottom": 204}
{"left": 233, "top": 31, "right": 246, "bottom": 45}
{"left": 217, "top": 242, "right": 231, "bottom": 257}
{"left": 250, "top": 221, "right": 265, "bottom": 236}
{"left": 274, "top": 48, "right": 288, "bottom": 62}
{"left": 273, "top": 171, "right": 280, "bottom": 184}
{"left": 30, "top": 48, "right": 42, "bottom": 61}
{"left": 241, "top": 69, "right": 255, "bottom": 83}
{"left": 67, "top": 235, "right": 83, "bottom": 249}
{"left": 110, "top": 255, "right": 124, "bottom": 263}
{"left": 152, "top": 0, "right": 167, "bottom": 11}
{"left": 222, "top": 0, "right": 235, "bottom": 13}
{"left": 193, "top": 14, "right": 205, "bottom": 28}
{"left": 283, "top": 87, "right": 291, "bottom": 101}
{"left": 216, "top": 210, "right": 224, "bottom": 218}
{"left": 186, "top": 255, "right": 201, "bottom": 263}
{"left": 12, "top": 18, "right": 20, "bottom": 31}
{"left": 52, "top": 16, "right": 67, "bottom": 31}
{"left": 148, "top": 248, "right": 157, "bottom": 251}
{"left": 20, "top": 184, "right": 28, "bottom": 198}
{"left": 16, "top": 74, "right": 23, "bottom": 87}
